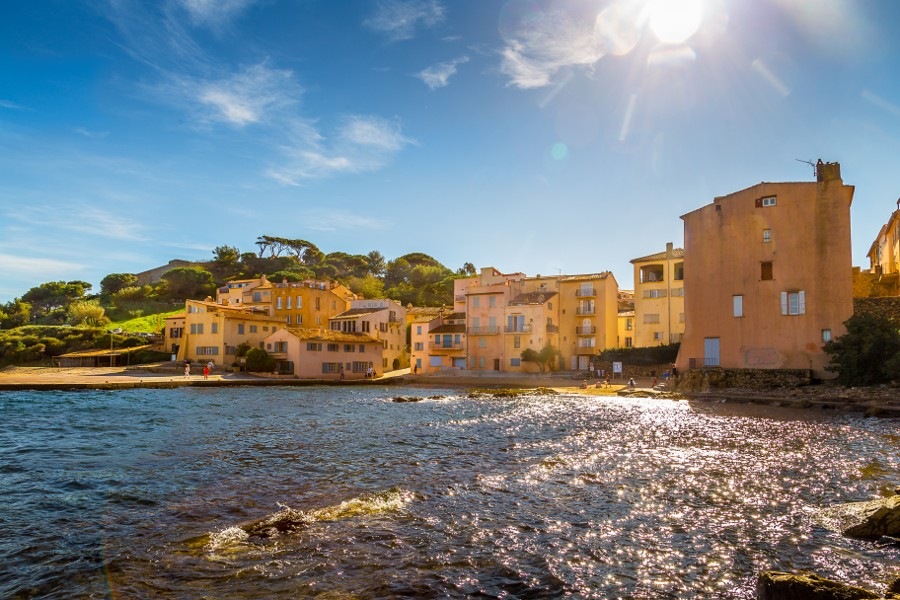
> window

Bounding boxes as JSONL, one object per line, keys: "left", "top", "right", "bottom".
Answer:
{"left": 253, "top": 292, "right": 262, "bottom": 302}
{"left": 763, "top": 229, "right": 772, "bottom": 243}
{"left": 416, "top": 325, "right": 422, "bottom": 335}
{"left": 781, "top": 291, "right": 806, "bottom": 316}
{"left": 327, "top": 343, "right": 339, "bottom": 352}
{"left": 643, "top": 289, "right": 667, "bottom": 298}
{"left": 510, "top": 358, "right": 521, "bottom": 367}
{"left": 315, "top": 297, "right": 320, "bottom": 310}
{"left": 237, "top": 323, "right": 245, "bottom": 334}
{"left": 733, "top": 295, "right": 743, "bottom": 317}
{"left": 489, "top": 296, "right": 496, "bottom": 308}
{"left": 286, "top": 297, "right": 292, "bottom": 310}
{"left": 478, "top": 338, "right": 487, "bottom": 348}
{"left": 344, "top": 344, "right": 354, "bottom": 352}
{"left": 296, "top": 296, "right": 302, "bottom": 308}
{"left": 653, "top": 332, "right": 663, "bottom": 341}
{"left": 190, "top": 323, "right": 197, "bottom": 334}
{"left": 761, "top": 196, "right": 777, "bottom": 207}
{"left": 673, "top": 262, "right": 684, "bottom": 281}
{"left": 625, "top": 337, "right": 632, "bottom": 348}
{"left": 625, "top": 319, "right": 632, "bottom": 331}
{"left": 514, "top": 335, "right": 521, "bottom": 349}
{"left": 249, "top": 325, "right": 257, "bottom": 333}
{"left": 196, "top": 346, "right": 219, "bottom": 355}
{"left": 822, "top": 329, "right": 832, "bottom": 342}
{"left": 359, "top": 345, "right": 365, "bottom": 353}
{"left": 322, "top": 362, "right": 341, "bottom": 374}
{"left": 414, "top": 342, "right": 424, "bottom": 351}
{"left": 761, "top": 262, "right": 773, "bottom": 280}
{"left": 273, "top": 341, "right": 287, "bottom": 353}
{"left": 276, "top": 297, "right": 283, "bottom": 310}
{"left": 211, "top": 322, "right": 218, "bottom": 334}
{"left": 197, "top": 324, "right": 204, "bottom": 334}
{"left": 472, "top": 297, "right": 480, "bottom": 308}
{"left": 643, "top": 313, "right": 660, "bottom": 324}
{"left": 363, "top": 321, "right": 370, "bottom": 332}
{"left": 286, "top": 315, "right": 292, "bottom": 325}
{"left": 307, "top": 342, "right": 322, "bottom": 351}
{"left": 640, "top": 265, "right": 665, "bottom": 283}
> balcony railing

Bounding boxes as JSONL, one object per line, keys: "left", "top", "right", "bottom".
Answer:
{"left": 546, "top": 324, "right": 559, "bottom": 333}
{"left": 576, "top": 308, "right": 595, "bottom": 316}
{"left": 429, "top": 341, "right": 463, "bottom": 350}
{"left": 468, "top": 326, "right": 500, "bottom": 335}
{"left": 504, "top": 325, "right": 532, "bottom": 333}
{"left": 575, "top": 326, "right": 596, "bottom": 335}
{"left": 575, "top": 287, "right": 596, "bottom": 297}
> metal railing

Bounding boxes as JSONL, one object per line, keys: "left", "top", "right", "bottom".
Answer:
{"left": 575, "top": 288, "right": 596, "bottom": 297}
{"left": 468, "top": 326, "right": 500, "bottom": 335}
{"left": 504, "top": 325, "right": 532, "bottom": 333}
{"left": 575, "top": 326, "right": 596, "bottom": 335}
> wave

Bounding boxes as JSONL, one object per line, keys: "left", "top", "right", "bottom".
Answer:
{"left": 205, "top": 486, "right": 415, "bottom": 551}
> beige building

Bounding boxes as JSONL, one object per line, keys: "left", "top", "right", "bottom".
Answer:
{"left": 862, "top": 201, "right": 900, "bottom": 296}
{"left": 464, "top": 268, "right": 525, "bottom": 371}
{"left": 330, "top": 298, "right": 407, "bottom": 371}
{"left": 216, "top": 275, "right": 273, "bottom": 310}
{"left": 409, "top": 307, "right": 462, "bottom": 374}
{"left": 630, "top": 243, "right": 685, "bottom": 347}
{"left": 676, "top": 161, "right": 854, "bottom": 378}
{"left": 264, "top": 327, "right": 381, "bottom": 379}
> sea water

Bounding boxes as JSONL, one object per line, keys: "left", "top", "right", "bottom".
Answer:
{"left": 0, "top": 386, "right": 897, "bottom": 599}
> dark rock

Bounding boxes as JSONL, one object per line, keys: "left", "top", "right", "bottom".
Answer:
{"left": 757, "top": 571, "right": 879, "bottom": 600}
{"left": 815, "top": 495, "right": 900, "bottom": 540}
{"left": 392, "top": 396, "right": 422, "bottom": 403}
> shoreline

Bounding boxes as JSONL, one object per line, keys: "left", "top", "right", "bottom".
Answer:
{"left": 1, "top": 365, "right": 898, "bottom": 417}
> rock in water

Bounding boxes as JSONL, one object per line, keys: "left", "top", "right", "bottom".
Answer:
{"left": 757, "top": 571, "right": 879, "bottom": 600}
{"left": 815, "top": 495, "right": 900, "bottom": 540}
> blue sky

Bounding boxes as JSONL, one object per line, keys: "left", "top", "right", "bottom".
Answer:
{"left": 2, "top": 0, "right": 900, "bottom": 303}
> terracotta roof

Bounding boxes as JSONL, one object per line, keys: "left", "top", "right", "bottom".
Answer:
{"left": 283, "top": 328, "right": 379, "bottom": 344}
{"left": 509, "top": 291, "right": 557, "bottom": 305}
{"left": 630, "top": 248, "right": 685, "bottom": 263}
{"left": 446, "top": 312, "right": 466, "bottom": 320}
{"left": 557, "top": 272, "right": 612, "bottom": 282}
{"left": 332, "top": 307, "right": 383, "bottom": 319}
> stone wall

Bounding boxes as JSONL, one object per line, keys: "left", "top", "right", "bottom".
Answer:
{"left": 675, "top": 367, "right": 813, "bottom": 392}
{"left": 853, "top": 296, "right": 900, "bottom": 322}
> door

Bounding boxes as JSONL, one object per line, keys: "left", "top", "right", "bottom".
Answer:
{"left": 703, "top": 337, "right": 720, "bottom": 367}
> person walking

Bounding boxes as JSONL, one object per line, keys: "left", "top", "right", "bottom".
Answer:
{"left": 203, "top": 364, "right": 210, "bottom": 380}
{"left": 184, "top": 362, "right": 191, "bottom": 377}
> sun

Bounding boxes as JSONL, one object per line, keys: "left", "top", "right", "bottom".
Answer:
{"left": 647, "top": 0, "right": 703, "bottom": 44}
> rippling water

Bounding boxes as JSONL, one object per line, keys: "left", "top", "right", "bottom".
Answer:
{"left": 1, "top": 387, "right": 897, "bottom": 599}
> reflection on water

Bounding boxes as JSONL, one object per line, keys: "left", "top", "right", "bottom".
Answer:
{"left": 0, "top": 388, "right": 897, "bottom": 599}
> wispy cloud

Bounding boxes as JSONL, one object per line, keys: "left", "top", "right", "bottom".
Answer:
{"left": 302, "top": 210, "right": 389, "bottom": 232}
{"left": 862, "top": 89, "right": 900, "bottom": 117}
{"left": 74, "top": 127, "right": 110, "bottom": 138}
{"left": 417, "top": 56, "right": 469, "bottom": 90}
{"left": 0, "top": 253, "right": 86, "bottom": 276}
{"left": 176, "top": 0, "right": 256, "bottom": 28}
{"left": 267, "top": 116, "right": 414, "bottom": 184}
{"left": 157, "top": 63, "right": 303, "bottom": 127}
{"left": 364, "top": 0, "right": 446, "bottom": 42}
{"left": 8, "top": 206, "right": 146, "bottom": 241}
{"left": 499, "top": 9, "right": 607, "bottom": 89}
{"left": 0, "top": 99, "right": 26, "bottom": 110}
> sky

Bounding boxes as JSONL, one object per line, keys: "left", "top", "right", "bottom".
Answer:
{"left": 2, "top": 0, "right": 900, "bottom": 303}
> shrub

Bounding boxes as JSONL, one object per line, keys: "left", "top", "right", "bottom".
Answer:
{"left": 245, "top": 347, "right": 276, "bottom": 372}
{"left": 824, "top": 313, "right": 900, "bottom": 386}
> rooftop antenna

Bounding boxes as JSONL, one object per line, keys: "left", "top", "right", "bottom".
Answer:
{"left": 795, "top": 158, "right": 816, "bottom": 177}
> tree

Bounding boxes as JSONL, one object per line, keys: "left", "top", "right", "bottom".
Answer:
{"left": 344, "top": 274, "right": 385, "bottom": 300}
{"left": 22, "top": 280, "right": 92, "bottom": 321}
{"left": 0, "top": 299, "right": 31, "bottom": 328}
{"left": 67, "top": 299, "right": 110, "bottom": 327}
{"left": 457, "top": 262, "right": 476, "bottom": 276}
{"left": 521, "top": 344, "right": 560, "bottom": 372}
{"left": 366, "top": 250, "right": 386, "bottom": 277}
{"left": 824, "top": 313, "right": 900, "bottom": 386}
{"left": 100, "top": 273, "right": 137, "bottom": 297}
{"left": 245, "top": 347, "right": 276, "bottom": 372}
{"left": 213, "top": 245, "right": 240, "bottom": 265}
{"left": 159, "top": 267, "right": 216, "bottom": 300}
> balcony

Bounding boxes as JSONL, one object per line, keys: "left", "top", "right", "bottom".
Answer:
{"left": 576, "top": 307, "right": 595, "bottom": 316}
{"left": 504, "top": 325, "right": 532, "bottom": 333}
{"left": 575, "top": 287, "right": 596, "bottom": 297}
{"left": 576, "top": 326, "right": 596, "bottom": 335}
{"left": 468, "top": 326, "right": 500, "bottom": 335}
{"left": 546, "top": 324, "right": 559, "bottom": 334}
{"left": 429, "top": 341, "right": 463, "bottom": 351}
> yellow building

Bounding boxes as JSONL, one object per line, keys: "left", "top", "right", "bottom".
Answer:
{"left": 270, "top": 279, "right": 355, "bottom": 328}
{"left": 167, "top": 299, "right": 284, "bottom": 366}
{"left": 216, "top": 275, "right": 273, "bottom": 310}
{"left": 630, "top": 243, "right": 685, "bottom": 347}
{"left": 618, "top": 309, "right": 635, "bottom": 348}
{"left": 502, "top": 289, "right": 559, "bottom": 372}
{"left": 264, "top": 327, "right": 381, "bottom": 379}
{"left": 555, "top": 273, "right": 619, "bottom": 370}
{"left": 675, "top": 161, "right": 854, "bottom": 378}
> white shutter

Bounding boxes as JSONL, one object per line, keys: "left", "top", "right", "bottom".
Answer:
{"left": 780, "top": 292, "right": 788, "bottom": 315}
{"left": 798, "top": 291, "right": 806, "bottom": 315}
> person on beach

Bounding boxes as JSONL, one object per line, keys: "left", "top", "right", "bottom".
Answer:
{"left": 203, "top": 364, "right": 209, "bottom": 380}
{"left": 184, "top": 362, "right": 191, "bottom": 377}
{"left": 628, "top": 377, "right": 635, "bottom": 390}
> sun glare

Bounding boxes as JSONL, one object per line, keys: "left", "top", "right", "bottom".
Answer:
{"left": 648, "top": 0, "right": 703, "bottom": 44}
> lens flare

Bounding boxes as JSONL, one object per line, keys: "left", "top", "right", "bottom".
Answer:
{"left": 648, "top": 0, "right": 703, "bottom": 44}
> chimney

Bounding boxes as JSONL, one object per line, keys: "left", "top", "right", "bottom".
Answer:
{"left": 815, "top": 159, "right": 841, "bottom": 182}
{"left": 666, "top": 242, "right": 673, "bottom": 258}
